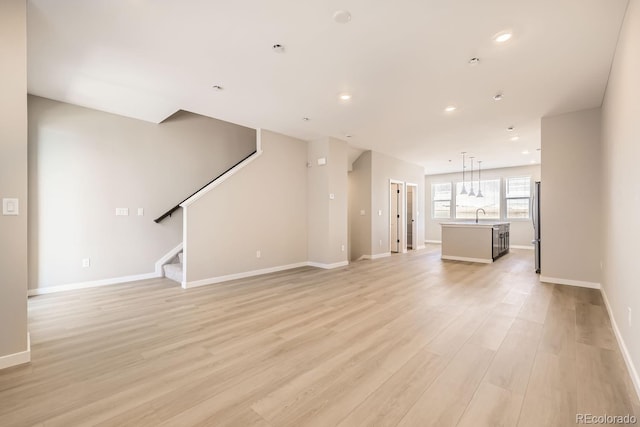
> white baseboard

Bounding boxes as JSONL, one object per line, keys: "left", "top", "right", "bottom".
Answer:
{"left": 425, "top": 240, "right": 442, "bottom": 244}
{"left": 600, "top": 287, "right": 640, "bottom": 401}
{"left": 416, "top": 245, "right": 426, "bottom": 250}
{"left": 357, "top": 252, "right": 391, "bottom": 261}
{"left": 539, "top": 276, "right": 601, "bottom": 289}
{"left": 28, "top": 271, "right": 161, "bottom": 296}
{"left": 183, "top": 262, "right": 310, "bottom": 289}
{"left": 307, "top": 260, "right": 349, "bottom": 269}
{"left": 0, "top": 333, "right": 30, "bottom": 370}
{"left": 155, "top": 242, "right": 183, "bottom": 276}
{"left": 510, "top": 245, "right": 534, "bottom": 250}
{"left": 441, "top": 255, "right": 492, "bottom": 264}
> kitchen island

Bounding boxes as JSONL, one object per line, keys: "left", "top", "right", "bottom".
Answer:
{"left": 440, "top": 222, "right": 510, "bottom": 263}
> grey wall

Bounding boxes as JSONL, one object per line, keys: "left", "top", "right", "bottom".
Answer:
{"left": 371, "top": 151, "right": 426, "bottom": 256}
{"left": 540, "top": 108, "right": 602, "bottom": 285}
{"left": 0, "top": 0, "right": 29, "bottom": 360}
{"left": 185, "top": 130, "right": 308, "bottom": 282}
{"left": 601, "top": 0, "right": 640, "bottom": 391}
{"left": 348, "top": 151, "right": 372, "bottom": 261}
{"left": 425, "top": 164, "right": 541, "bottom": 247}
{"left": 307, "top": 138, "right": 349, "bottom": 266}
{"left": 28, "top": 96, "right": 255, "bottom": 289}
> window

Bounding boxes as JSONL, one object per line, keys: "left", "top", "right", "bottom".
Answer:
{"left": 431, "top": 182, "right": 451, "bottom": 218}
{"left": 455, "top": 179, "right": 500, "bottom": 219}
{"left": 506, "top": 177, "right": 531, "bottom": 219}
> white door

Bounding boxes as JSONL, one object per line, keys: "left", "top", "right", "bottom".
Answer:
{"left": 390, "top": 183, "right": 400, "bottom": 252}
{"left": 407, "top": 186, "right": 414, "bottom": 249}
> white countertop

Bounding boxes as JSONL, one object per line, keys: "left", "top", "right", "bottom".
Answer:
{"left": 440, "top": 221, "right": 510, "bottom": 228}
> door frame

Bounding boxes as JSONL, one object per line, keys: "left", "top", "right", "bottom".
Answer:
{"left": 406, "top": 182, "right": 418, "bottom": 250}
{"left": 389, "top": 179, "right": 405, "bottom": 253}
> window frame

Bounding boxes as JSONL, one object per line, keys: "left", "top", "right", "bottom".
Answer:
{"left": 454, "top": 178, "right": 501, "bottom": 220}
{"left": 504, "top": 176, "right": 532, "bottom": 220}
{"left": 431, "top": 182, "right": 452, "bottom": 219}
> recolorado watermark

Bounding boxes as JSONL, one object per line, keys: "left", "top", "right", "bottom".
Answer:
{"left": 576, "top": 413, "right": 637, "bottom": 424}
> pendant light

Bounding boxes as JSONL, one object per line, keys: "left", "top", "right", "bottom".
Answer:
{"left": 476, "top": 161, "right": 484, "bottom": 198}
{"left": 460, "top": 152, "right": 467, "bottom": 195}
{"left": 468, "top": 157, "right": 476, "bottom": 197}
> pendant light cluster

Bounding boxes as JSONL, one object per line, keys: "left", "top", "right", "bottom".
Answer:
{"left": 459, "top": 152, "right": 484, "bottom": 198}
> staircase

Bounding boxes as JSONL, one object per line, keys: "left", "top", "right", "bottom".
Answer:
{"left": 163, "top": 252, "right": 183, "bottom": 284}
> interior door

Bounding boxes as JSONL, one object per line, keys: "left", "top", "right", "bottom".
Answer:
{"left": 406, "top": 186, "right": 414, "bottom": 249}
{"left": 390, "top": 183, "right": 399, "bottom": 252}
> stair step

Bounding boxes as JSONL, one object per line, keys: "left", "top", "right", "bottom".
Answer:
{"left": 163, "top": 263, "right": 183, "bottom": 284}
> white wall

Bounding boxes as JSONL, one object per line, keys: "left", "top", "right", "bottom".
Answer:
{"left": 0, "top": 0, "right": 29, "bottom": 364}
{"left": 307, "top": 138, "right": 349, "bottom": 266}
{"left": 540, "top": 108, "right": 602, "bottom": 285}
{"left": 425, "top": 164, "right": 541, "bottom": 247}
{"left": 185, "top": 130, "right": 308, "bottom": 284}
{"left": 28, "top": 96, "right": 255, "bottom": 289}
{"left": 601, "top": 0, "right": 640, "bottom": 394}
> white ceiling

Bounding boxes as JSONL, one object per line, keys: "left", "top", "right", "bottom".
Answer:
{"left": 27, "top": 0, "right": 629, "bottom": 175}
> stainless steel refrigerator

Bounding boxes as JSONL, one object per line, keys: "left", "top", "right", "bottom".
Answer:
{"left": 532, "top": 181, "right": 541, "bottom": 273}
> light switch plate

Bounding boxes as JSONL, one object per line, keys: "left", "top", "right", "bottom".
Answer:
{"left": 115, "top": 208, "right": 129, "bottom": 216}
{"left": 2, "top": 198, "right": 19, "bottom": 216}
{"left": 137, "top": 208, "right": 144, "bottom": 216}
{"left": 317, "top": 157, "right": 327, "bottom": 166}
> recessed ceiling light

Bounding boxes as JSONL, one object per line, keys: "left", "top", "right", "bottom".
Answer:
{"left": 494, "top": 31, "right": 513, "bottom": 43}
{"left": 302, "top": 117, "right": 310, "bottom": 121}
{"left": 510, "top": 136, "right": 520, "bottom": 141}
{"left": 333, "top": 10, "right": 352, "bottom": 24}
{"left": 339, "top": 93, "right": 352, "bottom": 101}
{"left": 506, "top": 126, "right": 515, "bottom": 132}
{"left": 212, "top": 85, "right": 223, "bottom": 90}
{"left": 522, "top": 150, "right": 530, "bottom": 155}
{"left": 493, "top": 93, "right": 504, "bottom": 101}
{"left": 272, "top": 44, "right": 285, "bottom": 53}
{"left": 345, "top": 134, "right": 353, "bottom": 138}
{"left": 444, "top": 105, "right": 457, "bottom": 112}
{"left": 468, "top": 57, "right": 480, "bottom": 64}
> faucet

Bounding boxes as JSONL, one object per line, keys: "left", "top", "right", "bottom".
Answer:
{"left": 475, "top": 208, "right": 486, "bottom": 223}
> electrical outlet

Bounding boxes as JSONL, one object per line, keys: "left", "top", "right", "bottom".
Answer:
{"left": 138, "top": 208, "right": 144, "bottom": 216}
{"left": 82, "top": 258, "right": 90, "bottom": 268}
{"left": 628, "top": 307, "right": 632, "bottom": 327}
{"left": 341, "top": 245, "right": 345, "bottom": 252}
{"left": 379, "top": 239, "right": 382, "bottom": 247}
{"left": 256, "top": 250, "right": 261, "bottom": 259}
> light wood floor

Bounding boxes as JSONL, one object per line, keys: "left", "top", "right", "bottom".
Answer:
{"left": 1, "top": 246, "right": 638, "bottom": 426}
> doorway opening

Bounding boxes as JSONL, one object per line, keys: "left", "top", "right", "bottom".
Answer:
{"left": 390, "top": 181, "right": 405, "bottom": 253}
{"left": 406, "top": 183, "right": 417, "bottom": 250}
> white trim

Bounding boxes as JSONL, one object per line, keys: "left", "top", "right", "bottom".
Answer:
{"left": 28, "top": 272, "right": 160, "bottom": 296}
{"left": 181, "top": 129, "right": 263, "bottom": 208}
{"left": 425, "top": 240, "right": 442, "bottom": 244}
{"left": 307, "top": 260, "right": 349, "bottom": 269}
{"left": 182, "top": 262, "right": 309, "bottom": 289}
{"left": 358, "top": 252, "right": 392, "bottom": 260}
{"left": 441, "top": 255, "right": 493, "bottom": 264}
{"left": 0, "top": 333, "right": 30, "bottom": 370}
{"left": 155, "top": 242, "right": 184, "bottom": 276}
{"left": 539, "top": 276, "right": 601, "bottom": 289}
{"left": 510, "top": 245, "right": 534, "bottom": 250}
{"left": 600, "top": 287, "right": 640, "bottom": 401}
{"left": 416, "top": 245, "right": 426, "bottom": 250}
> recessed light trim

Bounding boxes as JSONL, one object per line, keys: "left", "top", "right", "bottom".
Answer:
{"left": 468, "top": 57, "right": 480, "bottom": 64}
{"left": 522, "top": 150, "right": 530, "bottom": 155}
{"left": 339, "top": 93, "right": 352, "bottom": 101}
{"left": 302, "top": 117, "right": 310, "bottom": 121}
{"left": 212, "top": 85, "right": 223, "bottom": 90}
{"left": 510, "top": 136, "right": 520, "bottom": 141}
{"left": 444, "top": 105, "right": 457, "bottom": 112}
{"left": 494, "top": 31, "right": 513, "bottom": 43}
{"left": 272, "top": 44, "right": 285, "bottom": 53}
{"left": 506, "top": 126, "right": 515, "bottom": 132}
{"left": 493, "top": 93, "right": 504, "bottom": 101}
